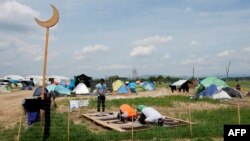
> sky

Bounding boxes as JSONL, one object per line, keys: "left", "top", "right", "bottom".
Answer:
{"left": 0, "top": 0, "right": 250, "bottom": 78}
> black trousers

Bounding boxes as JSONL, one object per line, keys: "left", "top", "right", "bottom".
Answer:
{"left": 97, "top": 95, "right": 105, "bottom": 112}
{"left": 138, "top": 113, "right": 146, "bottom": 124}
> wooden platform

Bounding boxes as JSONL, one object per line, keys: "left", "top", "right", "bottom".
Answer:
{"left": 82, "top": 112, "right": 195, "bottom": 132}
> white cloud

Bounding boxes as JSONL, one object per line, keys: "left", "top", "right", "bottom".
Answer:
{"left": 0, "top": 1, "right": 39, "bottom": 22}
{"left": 181, "top": 55, "right": 208, "bottom": 65}
{"left": 185, "top": 7, "right": 192, "bottom": 13}
{"left": 74, "top": 44, "right": 109, "bottom": 60}
{"left": 217, "top": 50, "right": 235, "bottom": 57}
{"left": 0, "top": 41, "right": 8, "bottom": 49}
{"left": 97, "top": 64, "right": 129, "bottom": 71}
{"left": 162, "top": 54, "right": 171, "bottom": 60}
{"left": 189, "top": 40, "right": 199, "bottom": 46}
{"left": 134, "top": 35, "right": 173, "bottom": 46}
{"left": 242, "top": 47, "right": 250, "bottom": 52}
{"left": 130, "top": 46, "right": 155, "bottom": 57}
{"left": 199, "top": 12, "right": 210, "bottom": 17}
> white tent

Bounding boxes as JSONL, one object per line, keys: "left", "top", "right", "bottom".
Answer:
{"left": 73, "top": 83, "right": 89, "bottom": 95}
{"left": 212, "top": 90, "right": 232, "bottom": 99}
{"left": 25, "top": 75, "right": 43, "bottom": 86}
{"left": 171, "top": 80, "right": 187, "bottom": 87}
{"left": 47, "top": 75, "right": 69, "bottom": 83}
{"left": 3, "top": 75, "right": 25, "bottom": 81}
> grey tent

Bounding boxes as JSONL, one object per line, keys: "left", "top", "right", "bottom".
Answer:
{"left": 221, "top": 87, "right": 242, "bottom": 98}
{"left": 33, "top": 86, "right": 52, "bottom": 99}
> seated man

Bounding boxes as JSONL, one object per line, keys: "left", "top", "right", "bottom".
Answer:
{"left": 137, "top": 105, "right": 165, "bottom": 126}
{"left": 117, "top": 104, "right": 138, "bottom": 121}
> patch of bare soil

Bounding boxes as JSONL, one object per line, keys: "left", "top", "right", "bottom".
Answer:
{"left": 0, "top": 90, "right": 33, "bottom": 129}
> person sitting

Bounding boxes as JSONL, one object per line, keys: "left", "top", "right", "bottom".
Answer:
{"left": 235, "top": 83, "right": 241, "bottom": 91}
{"left": 117, "top": 104, "right": 138, "bottom": 121}
{"left": 137, "top": 105, "right": 165, "bottom": 126}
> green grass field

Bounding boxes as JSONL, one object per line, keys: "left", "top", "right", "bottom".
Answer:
{"left": 17, "top": 107, "right": 250, "bottom": 141}
{"left": 226, "top": 80, "right": 250, "bottom": 91}
{"left": 12, "top": 95, "right": 249, "bottom": 141}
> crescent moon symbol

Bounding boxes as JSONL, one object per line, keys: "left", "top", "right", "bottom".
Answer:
{"left": 35, "top": 4, "right": 59, "bottom": 28}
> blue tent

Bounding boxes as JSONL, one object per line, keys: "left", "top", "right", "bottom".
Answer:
{"left": 117, "top": 85, "right": 129, "bottom": 94}
{"left": 128, "top": 82, "right": 137, "bottom": 89}
{"left": 33, "top": 86, "right": 49, "bottom": 97}
{"left": 67, "top": 79, "right": 75, "bottom": 90}
{"left": 199, "top": 84, "right": 218, "bottom": 97}
{"left": 46, "top": 85, "right": 70, "bottom": 95}
{"left": 142, "top": 82, "right": 156, "bottom": 91}
{"left": 149, "top": 82, "right": 156, "bottom": 90}
{"left": 128, "top": 82, "right": 137, "bottom": 93}
{"left": 60, "top": 81, "right": 67, "bottom": 87}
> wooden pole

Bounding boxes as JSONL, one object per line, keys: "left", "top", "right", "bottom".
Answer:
{"left": 131, "top": 106, "right": 134, "bottom": 140}
{"left": 40, "top": 27, "right": 50, "bottom": 127}
{"left": 68, "top": 108, "right": 70, "bottom": 141}
{"left": 188, "top": 104, "right": 192, "bottom": 137}
{"left": 17, "top": 112, "right": 23, "bottom": 141}
{"left": 237, "top": 101, "right": 241, "bottom": 125}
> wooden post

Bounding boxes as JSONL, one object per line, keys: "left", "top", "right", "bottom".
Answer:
{"left": 131, "top": 108, "right": 134, "bottom": 140}
{"left": 17, "top": 112, "right": 23, "bottom": 141}
{"left": 40, "top": 27, "right": 50, "bottom": 128}
{"left": 68, "top": 108, "right": 70, "bottom": 141}
{"left": 237, "top": 101, "right": 241, "bottom": 125}
{"left": 188, "top": 104, "right": 192, "bottom": 137}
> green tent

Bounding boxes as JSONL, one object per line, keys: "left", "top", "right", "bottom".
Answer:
{"left": 199, "top": 76, "right": 228, "bottom": 88}
{"left": 194, "top": 77, "right": 228, "bottom": 98}
{"left": 135, "top": 85, "right": 146, "bottom": 92}
{"left": 0, "top": 85, "right": 12, "bottom": 93}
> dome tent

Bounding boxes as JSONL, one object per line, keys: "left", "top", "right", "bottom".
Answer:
{"left": 73, "top": 83, "right": 89, "bottom": 95}
{"left": 112, "top": 80, "right": 125, "bottom": 92}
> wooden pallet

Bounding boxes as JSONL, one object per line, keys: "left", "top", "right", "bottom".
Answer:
{"left": 82, "top": 112, "right": 194, "bottom": 132}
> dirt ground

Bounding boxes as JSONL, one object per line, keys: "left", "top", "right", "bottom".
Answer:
{"left": 1, "top": 88, "right": 250, "bottom": 130}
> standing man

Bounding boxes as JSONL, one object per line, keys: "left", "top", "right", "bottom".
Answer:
{"left": 96, "top": 79, "right": 107, "bottom": 113}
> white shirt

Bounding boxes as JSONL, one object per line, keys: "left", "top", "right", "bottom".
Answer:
{"left": 142, "top": 107, "right": 165, "bottom": 123}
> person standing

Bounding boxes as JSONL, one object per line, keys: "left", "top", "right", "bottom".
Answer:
{"left": 96, "top": 79, "right": 107, "bottom": 112}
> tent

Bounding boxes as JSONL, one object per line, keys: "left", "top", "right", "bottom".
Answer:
{"left": 170, "top": 80, "right": 191, "bottom": 93}
{"left": 33, "top": 86, "right": 49, "bottom": 98}
{"left": 212, "top": 90, "right": 232, "bottom": 99}
{"left": 3, "top": 75, "right": 25, "bottom": 81}
{"left": 221, "top": 87, "right": 242, "bottom": 98}
{"left": 74, "top": 74, "right": 92, "bottom": 88}
{"left": 25, "top": 75, "right": 43, "bottom": 86}
{"left": 46, "top": 85, "right": 70, "bottom": 95}
{"left": 142, "top": 82, "right": 156, "bottom": 91}
{"left": 117, "top": 85, "right": 129, "bottom": 94}
{"left": 135, "top": 85, "right": 146, "bottom": 92}
{"left": 0, "top": 85, "right": 12, "bottom": 93}
{"left": 199, "top": 84, "right": 218, "bottom": 97}
{"left": 171, "top": 80, "right": 187, "bottom": 87}
{"left": 20, "top": 80, "right": 33, "bottom": 90}
{"left": 200, "top": 77, "right": 228, "bottom": 88}
{"left": 73, "top": 83, "right": 89, "bottom": 94}
{"left": 128, "top": 82, "right": 137, "bottom": 93}
{"left": 128, "top": 82, "right": 137, "bottom": 89}
{"left": 112, "top": 80, "right": 125, "bottom": 91}
{"left": 195, "top": 77, "right": 228, "bottom": 98}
